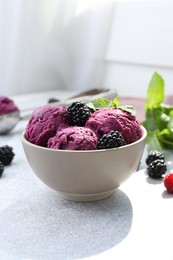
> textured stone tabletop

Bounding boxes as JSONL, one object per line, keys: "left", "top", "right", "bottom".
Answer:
{"left": 0, "top": 92, "right": 173, "bottom": 260}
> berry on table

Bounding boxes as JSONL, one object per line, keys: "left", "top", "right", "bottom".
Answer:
{"left": 147, "top": 159, "right": 167, "bottom": 179}
{"left": 164, "top": 172, "right": 173, "bottom": 194}
{"left": 146, "top": 150, "right": 165, "bottom": 166}
{"left": 0, "top": 161, "right": 4, "bottom": 177}
{"left": 68, "top": 101, "right": 91, "bottom": 126}
{"left": 0, "top": 145, "right": 15, "bottom": 166}
{"left": 97, "top": 130, "right": 126, "bottom": 150}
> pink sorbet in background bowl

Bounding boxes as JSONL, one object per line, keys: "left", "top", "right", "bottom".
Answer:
{"left": 0, "top": 96, "right": 19, "bottom": 115}
{"left": 0, "top": 96, "right": 20, "bottom": 134}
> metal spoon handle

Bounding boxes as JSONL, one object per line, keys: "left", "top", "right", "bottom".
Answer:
{"left": 20, "top": 89, "right": 117, "bottom": 120}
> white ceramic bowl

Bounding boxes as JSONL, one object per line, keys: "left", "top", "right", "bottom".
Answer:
{"left": 21, "top": 126, "right": 147, "bottom": 201}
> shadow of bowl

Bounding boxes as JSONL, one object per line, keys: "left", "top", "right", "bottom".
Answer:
{"left": 0, "top": 188, "right": 133, "bottom": 259}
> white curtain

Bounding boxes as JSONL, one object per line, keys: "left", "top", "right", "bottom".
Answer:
{"left": 0, "top": 0, "right": 115, "bottom": 96}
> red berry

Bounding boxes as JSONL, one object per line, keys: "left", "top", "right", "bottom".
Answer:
{"left": 164, "top": 172, "right": 173, "bottom": 193}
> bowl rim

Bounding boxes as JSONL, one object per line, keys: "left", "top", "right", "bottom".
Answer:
{"left": 21, "top": 126, "right": 147, "bottom": 153}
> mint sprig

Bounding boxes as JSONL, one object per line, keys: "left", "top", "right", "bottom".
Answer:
{"left": 118, "top": 105, "right": 136, "bottom": 116}
{"left": 87, "top": 97, "right": 136, "bottom": 115}
{"left": 87, "top": 97, "right": 119, "bottom": 110}
{"left": 145, "top": 72, "right": 164, "bottom": 109}
{"left": 142, "top": 72, "right": 173, "bottom": 152}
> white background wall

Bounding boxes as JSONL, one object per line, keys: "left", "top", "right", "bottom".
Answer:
{"left": 103, "top": 0, "right": 173, "bottom": 97}
{"left": 1, "top": 0, "right": 173, "bottom": 98}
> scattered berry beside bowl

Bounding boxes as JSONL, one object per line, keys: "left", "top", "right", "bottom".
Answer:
{"left": 145, "top": 150, "right": 167, "bottom": 179}
{"left": 0, "top": 145, "right": 15, "bottom": 178}
{"left": 145, "top": 150, "right": 165, "bottom": 166}
{"left": 0, "top": 145, "right": 15, "bottom": 165}
{"left": 147, "top": 159, "right": 167, "bottom": 179}
{"left": 164, "top": 172, "right": 173, "bottom": 194}
{"left": 0, "top": 161, "right": 4, "bottom": 177}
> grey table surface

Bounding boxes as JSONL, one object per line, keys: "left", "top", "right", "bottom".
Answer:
{"left": 0, "top": 92, "right": 173, "bottom": 260}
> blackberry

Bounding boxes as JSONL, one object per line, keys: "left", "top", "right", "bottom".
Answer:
{"left": 68, "top": 101, "right": 91, "bottom": 126}
{"left": 0, "top": 161, "right": 4, "bottom": 177}
{"left": 0, "top": 145, "right": 15, "bottom": 166}
{"left": 146, "top": 150, "right": 165, "bottom": 166}
{"left": 147, "top": 159, "right": 167, "bottom": 179}
{"left": 97, "top": 131, "right": 126, "bottom": 150}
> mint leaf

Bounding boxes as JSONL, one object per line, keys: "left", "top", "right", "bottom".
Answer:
{"left": 113, "top": 97, "right": 119, "bottom": 107}
{"left": 118, "top": 105, "right": 136, "bottom": 116}
{"left": 87, "top": 97, "right": 137, "bottom": 116}
{"left": 156, "top": 111, "right": 173, "bottom": 149}
{"left": 156, "top": 111, "right": 170, "bottom": 131}
{"left": 143, "top": 72, "right": 173, "bottom": 152}
{"left": 142, "top": 108, "right": 159, "bottom": 131}
{"left": 161, "top": 103, "right": 173, "bottom": 113}
{"left": 146, "top": 130, "right": 163, "bottom": 152}
{"left": 87, "top": 98, "right": 114, "bottom": 110}
{"left": 86, "top": 102, "right": 96, "bottom": 111}
{"left": 167, "top": 112, "right": 173, "bottom": 137}
{"left": 145, "top": 72, "right": 164, "bottom": 110}
{"left": 157, "top": 129, "right": 173, "bottom": 150}
{"left": 143, "top": 72, "right": 167, "bottom": 151}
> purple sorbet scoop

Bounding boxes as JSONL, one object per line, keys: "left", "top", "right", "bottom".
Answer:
{"left": 48, "top": 126, "right": 98, "bottom": 150}
{"left": 25, "top": 105, "right": 70, "bottom": 147}
{"left": 85, "top": 108, "right": 142, "bottom": 144}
